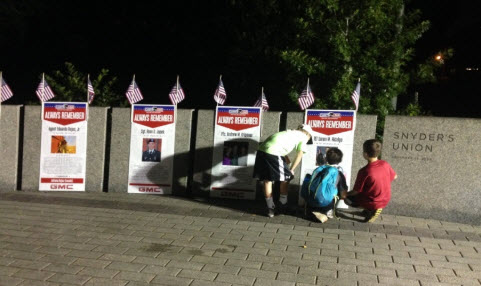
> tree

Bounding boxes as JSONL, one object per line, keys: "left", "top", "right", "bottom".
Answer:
{"left": 274, "top": 0, "right": 429, "bottom": 134}
{"left": 42, "top": 62, "right": 127, "bottom": 107}
{"left": 395, "top": 48, "right": 454, "bottom": 117}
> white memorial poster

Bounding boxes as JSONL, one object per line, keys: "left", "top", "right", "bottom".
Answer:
{"left": 211, "top": 106, "right": 262, "bottom": 200}
{"left": 299, "top": 110, "right": 357, "bottom": 203}
{"left": 128, "top": 104, "right": 175, "bottom": 194}
{"left": 39, "top": 102, "right": 88, "bottom": 191}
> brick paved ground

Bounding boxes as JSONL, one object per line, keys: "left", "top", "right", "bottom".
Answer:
{"left": 0, "top": 192, "right": 480, "bottom": 286}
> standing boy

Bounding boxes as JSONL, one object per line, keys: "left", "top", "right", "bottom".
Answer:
{"left": 253, "top": 124, "right": 313, "bottom": 217}
{"left": 341, "top": 139, "right": 397, "bottom": 222}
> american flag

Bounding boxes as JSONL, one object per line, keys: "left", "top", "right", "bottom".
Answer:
{"left": 36, "top": 77, "right": 56, "bottom": 102}
{"left": 1, "top": 77, "right": 14, "bottom": 103}
{"left": 125, "top": 79, "right": 143, "bottom": 104}
{"left": 298, "top": 82, "right": 314, "bottom": 110}
{"left": 254, "top": 90, "right": 269, "bottom": 111}
{"left": 169, "top": 80, "right": 185, "bottom": 105}
{"left": 87, "top": 78, "right": 95, "bottom": 104}
{"left": 351, "top": 82, "right": 361, "bottom": 111}
{"left": 213, "top": 78, "right": 227, "bottom": 105}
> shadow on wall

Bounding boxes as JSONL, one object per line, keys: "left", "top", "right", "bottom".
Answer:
{"left": 136, "top": 138, "right": 290, "bottom": 214}
{"left": 148, "top": 138, "right": 260, "bottom": 193}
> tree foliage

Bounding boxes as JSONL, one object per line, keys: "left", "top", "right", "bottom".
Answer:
{"left": 278, "top": 0, "right": 429, "bottom": 113}
{"left": 228, "top": 0, "right": 430, "bottom": 134}
{"left": 43, "top": 62, "right": 127, "bottom": 106}
{"left": 410, "top": 48, "right": 454, "bottom": 86}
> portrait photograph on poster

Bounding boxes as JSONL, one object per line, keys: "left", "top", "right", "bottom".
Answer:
{"left": 222, "top": 141, "right": 249, "bottom": 167}
{"left": 50, "top": 135, "right": 77, "bottom": 154}
{"left": 141, "top": 138, "right": 162, "bottom": 162}
{"left": 316, "top": 145, "right": 328, "bottom": 166}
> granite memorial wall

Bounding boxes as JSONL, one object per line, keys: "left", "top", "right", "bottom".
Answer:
{"left": 3, "top": 105, "right": 480, "bottom": 224}
{"left": 382, "top": 115, "right": 481, "bottom": 224}
{"left": 0, "top": 105, "right": 21, "bottom": 192}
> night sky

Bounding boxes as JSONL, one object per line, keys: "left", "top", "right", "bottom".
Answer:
{"left": 1, "top": 0, "right": 480, "bottom": 117}
{"left": 408, "top": 0, "right": 480, "bottom": 117}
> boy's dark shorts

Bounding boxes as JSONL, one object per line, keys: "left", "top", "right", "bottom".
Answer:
{"left": 253, "top": 151, "right": 293, "bottom": 182}
{"left": 345, "top": 194, "right": 372, "bottom": 209}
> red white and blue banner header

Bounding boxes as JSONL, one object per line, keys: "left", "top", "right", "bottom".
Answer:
{"left": 132, "top": 105, "right": 175, "bottom": 128}
{"left": 305, "top": 110, "right": 354, "bottom": 136}
{"left": 43, "top": 103, "right": 87, "bottom": 126}
{"left": 216, "top": 107, "right": 261, "bottom": 131}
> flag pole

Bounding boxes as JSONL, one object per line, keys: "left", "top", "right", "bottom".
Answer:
{"left": 87, "top": 74, "right": 90, "bottom": 121}
{"left": 40, "top": 73, "right": 45, "bottom": 120}
{"left": 175, "top": 75, "right": 180, "bottom": 108}
{"left": 215, "top": 75, "right": 222, "bottom": 109}
{"left": 217, "top": 75, "right": 222, "bottom": 107}
{"left": 0, "top": 71, "right": 3, "bottom": 153}
{"left": 261, "top": 86, "right": 264, "bottom": 112}
{"left": 0, "top": 71, "right": 3, "bottom": 126}
{"left": 87, "top": 74, "right": 90, "bottom": 105}
{"left": 132, "top": 74, "right": 136, "bottom": 106}
{"left": 42, "top": 73, "right": 45, "bottom": 102}
{"left": 176, "top": 75, "right": 179, "bottom": 98}
{"left": 174, "top": 75, "right": 179, "bottom": 153}
{"left": 176, "top": 75, "right": 179, "bottom": 109}
{"left": 133, "top": 73, "right": 136, "bottom": 94}
{"left": 0, "top": 71, "right": 3, "bottom": 155}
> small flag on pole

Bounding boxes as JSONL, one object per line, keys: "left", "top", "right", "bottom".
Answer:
{"left": 87, "top": 76, "right": 95, "bottom": 104}
{"left": 125, "top": 76, "right": 143, "bottom": 104}
{"left": 254, "top": 87, "right": 269, "bottom": 111}
{"left": 298, "top": 79, "right": 314, "bottom": 110}
{"left": 1, "top": 76, "right": 14, "bottom": 103}
{"left": 213, "top": 76, "right": 227, "bottom": 105}
{"left": 169, "top": 76, "right": 185, "bottom": 105}
{"left": 35, "top": 74, "right": 56, "bottom": 102}
{"left": 351, "top": 80, "right": 361, "bottom": 111}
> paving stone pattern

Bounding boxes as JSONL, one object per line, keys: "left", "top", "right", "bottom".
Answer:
{"left": 0, "top": 192, "right": 480, "bottom": 286}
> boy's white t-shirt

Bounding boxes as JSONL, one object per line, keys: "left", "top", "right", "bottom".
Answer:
{"left": 259, "top": 130, "right": 310, "bottom": 156}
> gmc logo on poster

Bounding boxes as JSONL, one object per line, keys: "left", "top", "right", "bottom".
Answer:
{"left": 50, "top": 184, "right": 74, "bottom": 190}
{"left": 139, "top": 187, "right": 162, "bottom": 193}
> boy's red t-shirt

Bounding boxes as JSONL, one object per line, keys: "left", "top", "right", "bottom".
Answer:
{"left": 353, "top": 160, "right": 396, "bottom": 210}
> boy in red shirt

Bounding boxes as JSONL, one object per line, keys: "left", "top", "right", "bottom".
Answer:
{"left": 341, "top": 139, "right": 397, "bottom": 223}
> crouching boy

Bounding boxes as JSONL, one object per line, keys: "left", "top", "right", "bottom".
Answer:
{"left": 301, "top": 148, "right": 347, "bottom": 223}
{"left": 341, "top": 139, "right": 397, "bottom": 223}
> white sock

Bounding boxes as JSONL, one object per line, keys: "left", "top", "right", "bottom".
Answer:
{"left": 265, "top": 197, "right": 275, "bottom": 209}
{"left": 279, "top": 195, "right": 288, "bottom": 205}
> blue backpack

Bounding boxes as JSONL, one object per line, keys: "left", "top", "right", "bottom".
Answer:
{"left": 301, "top": 165, "right": 339, "bottom": 208}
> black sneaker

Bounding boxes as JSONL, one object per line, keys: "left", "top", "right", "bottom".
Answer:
{"left": 364, "top": 208, "right": 383, "bottom": 223}
{"left": 277, "top": 202, "right": 288, "bottom": 215}
{"left": 361, "top": 209, "right": 370, "bottom": 217}
{"left": 267, "top": 207, "right": 275, "bottom": 218}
